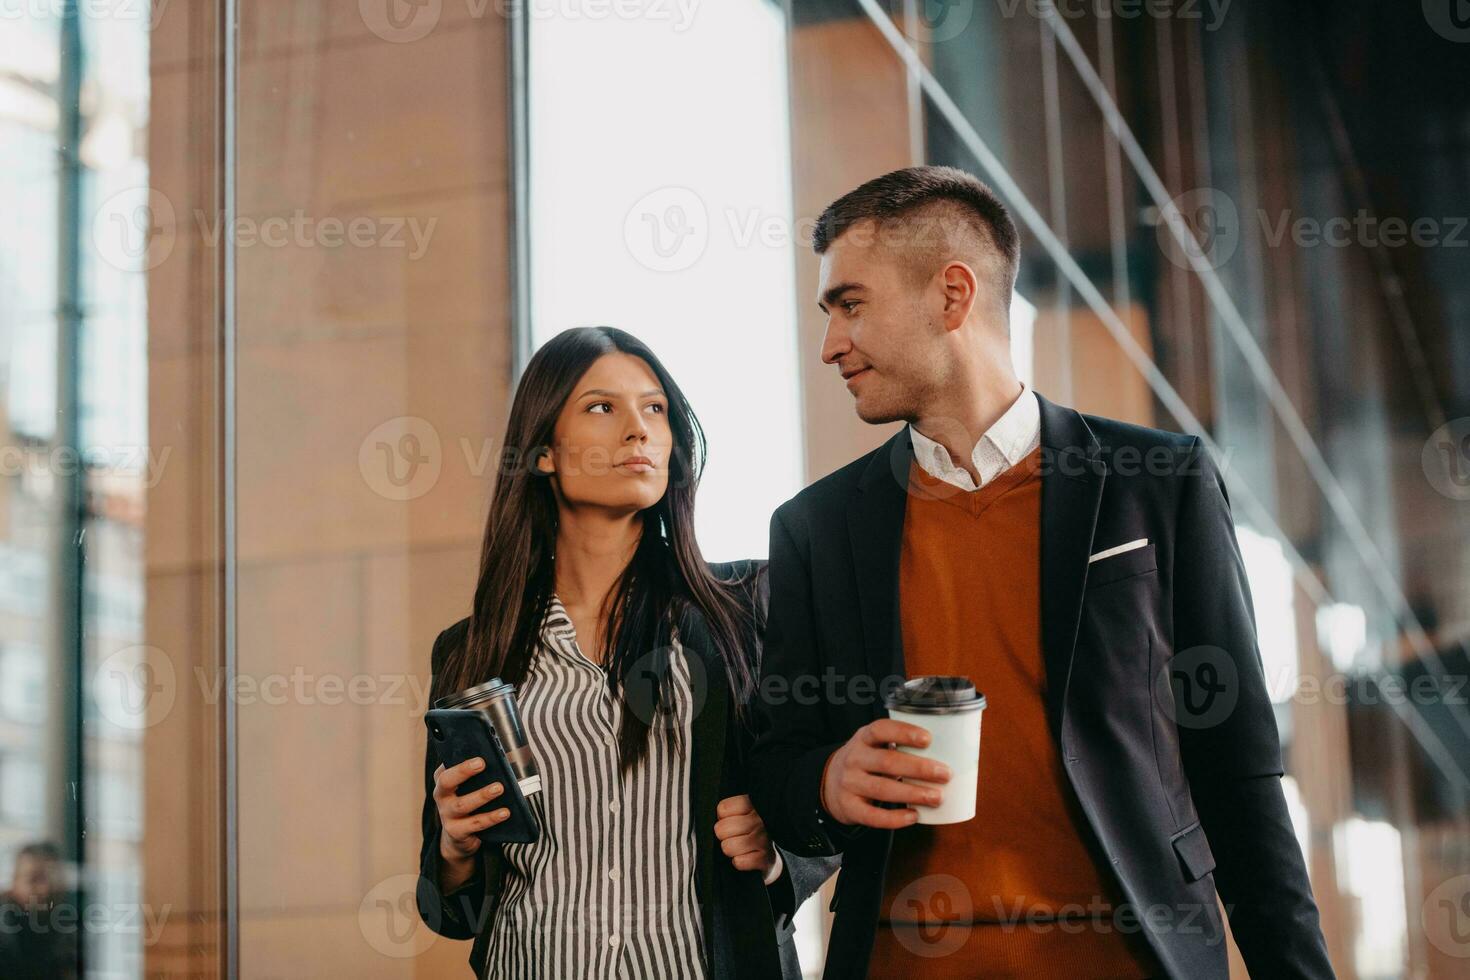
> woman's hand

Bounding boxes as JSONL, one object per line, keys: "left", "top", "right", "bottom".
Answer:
{"left": 714, "top": 795, "right": 780, "bottom": 883}
{"left": 434, "top": 758, "right": 510, "bottom": 874}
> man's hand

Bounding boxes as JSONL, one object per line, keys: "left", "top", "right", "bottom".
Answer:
{"left": 715, "top": 794, "right": 779, "bottom": 879}
{"left": 819, "top": 719, "right": 950, "bottom": 829}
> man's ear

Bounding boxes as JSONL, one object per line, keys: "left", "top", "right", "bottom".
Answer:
{"left": 939, "top": 260, "right": 979, "bottom": 330}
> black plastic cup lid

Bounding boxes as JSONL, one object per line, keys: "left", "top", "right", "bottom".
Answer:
{"left": 884, "top": 675, "right": 987, "bottom": 714}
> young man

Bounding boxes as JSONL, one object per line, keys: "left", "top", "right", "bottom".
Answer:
{"left": 748, "top": 166, "right": 1334, "bottom": 978}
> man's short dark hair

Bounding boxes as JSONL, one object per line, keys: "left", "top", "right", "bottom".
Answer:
{"left": 812, "top": 165, "right": 1021, "bottom": 313}
{"left": 17, "top": 843, "right": 60, "bottom": 864}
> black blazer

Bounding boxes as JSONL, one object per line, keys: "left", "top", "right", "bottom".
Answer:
{"left": 747, "top": 394, "right": 1335, "bottom": 979}
{"left": 416, "top": 559, "right": 839, "bottom": 979}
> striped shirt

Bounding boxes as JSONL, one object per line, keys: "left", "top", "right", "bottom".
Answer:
{"left": 481, "top": 594, "right": 707, "bottom": 979}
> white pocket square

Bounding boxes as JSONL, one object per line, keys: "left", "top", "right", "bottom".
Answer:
{"left": 1088, "top": 538, "right": 1148, "bottom": 563}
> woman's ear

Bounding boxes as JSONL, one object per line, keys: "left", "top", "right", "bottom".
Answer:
{"left": 531, "top": 445, "right": 555, "bottom": 476}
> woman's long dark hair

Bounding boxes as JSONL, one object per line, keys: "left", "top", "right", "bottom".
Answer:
{"left": 438, "top": 326, "right": 761, "bottom": 767}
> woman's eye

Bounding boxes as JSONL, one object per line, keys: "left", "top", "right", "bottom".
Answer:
{"left": 588, "top": 402, "right": 612, "bottom": 414}
{"left": 645, "top": 402, "right": 665, "bottom": 415}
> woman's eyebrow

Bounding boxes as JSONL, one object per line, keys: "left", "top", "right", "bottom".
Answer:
{"left": 576, "top": 388, "right": 666, "bottom": 399}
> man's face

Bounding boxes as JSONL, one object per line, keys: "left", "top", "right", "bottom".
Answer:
{"left": 816, "top": 225, "right": 943, "bottom": 425}
{"left": 11, "top": 854, "right": 56, "bottom": 905}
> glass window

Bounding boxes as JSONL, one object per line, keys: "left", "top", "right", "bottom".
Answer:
{"left": 526, "top": 0, "right": 803, "bottom": 561}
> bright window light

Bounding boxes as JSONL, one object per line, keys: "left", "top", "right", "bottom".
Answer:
{"left": 1236, "top": 525, "right": 1300, "bottom": 704}
{"left": 1316, "top": 602, "right": 1368, "bottom": 673}
{"left": 1335, "top": 818, "right": 1407, "bottom": 979}
{"left": 1011, "top": 290, "right": 1036, "bottom": 387}
{"left": 527, "top": 3, "right": 803, "bottom": 562}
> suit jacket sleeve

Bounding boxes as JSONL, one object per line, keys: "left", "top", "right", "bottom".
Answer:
{"left": 1172, "top": 437, "right": 1335, "bottom": 978}
{"left": 747, "top": 506, "right": 865, "bottom": 857}
{"left": 720, "top": 559, "right": 842, "bottom": 935}
{"left": 415, "top": 626, "right": 503, "bottom": 941}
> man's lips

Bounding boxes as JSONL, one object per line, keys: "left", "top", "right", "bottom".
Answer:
{"left": 842, "top": 367, "right": 872, "bottom": 383}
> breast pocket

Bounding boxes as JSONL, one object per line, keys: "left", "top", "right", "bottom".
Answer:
{"left": 1085, "top": 541, "right": 1157, "bottom": 589}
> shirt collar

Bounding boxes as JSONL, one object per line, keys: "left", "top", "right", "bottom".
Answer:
{"left": 541, "top": 593, "right": 578, "bottom": 646}
{"left": 909, "top": 382, "right": 1040, "bottom": 490}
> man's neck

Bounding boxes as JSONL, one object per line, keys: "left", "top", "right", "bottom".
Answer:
{"left": 913, "top": 376, "right": 1025, "bottom": 485}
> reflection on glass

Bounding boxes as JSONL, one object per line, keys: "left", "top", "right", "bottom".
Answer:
{"left": 1, "top": 7, "right": 148, "bottom": 978}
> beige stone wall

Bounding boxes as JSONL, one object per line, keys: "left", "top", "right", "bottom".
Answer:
{"left": 147, "top": 4, "right": 512, "bottom": 976}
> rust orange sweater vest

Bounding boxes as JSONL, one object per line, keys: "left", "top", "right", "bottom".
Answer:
{"left": 869, "top": 446, "right": 1158, "bottom": 978}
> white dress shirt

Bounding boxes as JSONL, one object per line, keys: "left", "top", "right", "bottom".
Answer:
{"left": 908, "top": 383, "right": 1041, "bottom": 492}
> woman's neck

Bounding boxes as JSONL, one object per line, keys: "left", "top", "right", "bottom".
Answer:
{"left": 552, "top": 505, "right": 642, "bottom": 614}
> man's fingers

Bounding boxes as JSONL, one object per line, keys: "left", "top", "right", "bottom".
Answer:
{"left": 864, "top": 718, "right": 932, "bottom": 750}
{"left": 842, "top": 771, "right": 941, "bottom": 807}
{"left": 839, "top": 797, "right": 920, "bottom": 830}
{"left": 855, "top": 743, "right": 950, "bottom": 783}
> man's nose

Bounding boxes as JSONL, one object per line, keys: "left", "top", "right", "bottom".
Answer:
{"left": 820, "top": 317, "right": 848, "bottom": 365}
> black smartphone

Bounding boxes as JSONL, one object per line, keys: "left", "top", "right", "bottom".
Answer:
{"left": 426, "top": 708, "right": 540, "bottom": 845}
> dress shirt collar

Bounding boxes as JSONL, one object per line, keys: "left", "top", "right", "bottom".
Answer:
{"left": 908, "top": 382, "right": 1041, "bottom": 492}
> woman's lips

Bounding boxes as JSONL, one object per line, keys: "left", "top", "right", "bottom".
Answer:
{"left": 617, "top": 458, "right": 655, "bottom": 473}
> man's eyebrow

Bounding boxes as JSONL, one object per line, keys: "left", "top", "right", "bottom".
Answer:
{"left": 818, "top": 282, "right": 863, "bottom": 312}
{"left": 576, "top": 388, "right": 666, "bottom": 399}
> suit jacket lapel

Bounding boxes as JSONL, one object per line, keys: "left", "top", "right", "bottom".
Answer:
{"left": 849, "top": 426, "right": 914, "bottom": 704}
{"left": 1036, "top": 394, "right": 1107, "bottom": 741}
{"left": 844, "top": 402, "right": 1105, "bottom": 740}
{"left": 678, "top": 604, "right": 728, "bottom": 946}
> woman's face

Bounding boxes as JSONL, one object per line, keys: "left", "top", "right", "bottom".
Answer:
{"left": 537, "top": 352, "right": 673, "bottom": 514}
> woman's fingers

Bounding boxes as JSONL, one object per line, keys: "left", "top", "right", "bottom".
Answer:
{"left": 719, "top": 829, "right": 770, "bottom": 858}
{"left": 713, "top": 811, "right": 761, "bottom": 841}
{"left": 433, "top": 757, "right": 486, "bottom": 798}
{"left": 445, "top": 807, "right": 511, "bottom": 841}
{"left": 450, "top": 781, "right": 505, "bottom": 817}
{"left": 731, "top": 850, "right": 768, "bottom": 872}
{"left": 716, "top": 794, "right": 755, "bottom": 819}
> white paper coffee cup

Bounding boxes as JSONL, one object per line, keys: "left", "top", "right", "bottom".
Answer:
{"left": 885, "top": 676, "right": 985, "bottom": 825}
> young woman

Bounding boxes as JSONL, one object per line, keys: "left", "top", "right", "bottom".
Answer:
{"left": 415, "top": 327, "right": 835, "bottom": 979}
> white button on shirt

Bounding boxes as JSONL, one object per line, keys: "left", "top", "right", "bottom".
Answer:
{"left": 908, "top": 383, "right": 1041, "bottom": 491}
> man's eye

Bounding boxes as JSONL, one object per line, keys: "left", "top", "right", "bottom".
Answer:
{"left": 842, "top": 301, "right": 860, "bottom": 313}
